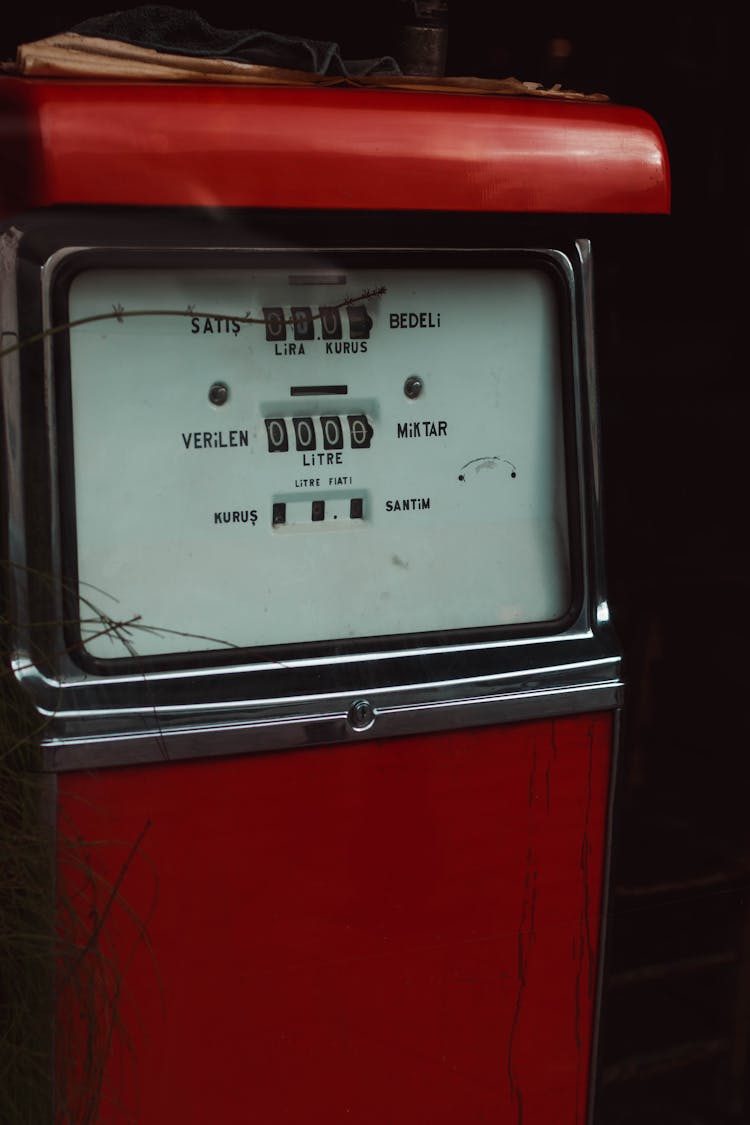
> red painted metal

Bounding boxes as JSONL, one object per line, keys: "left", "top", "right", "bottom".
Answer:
{"left": 0, "top": 74, "right": 633, "bottom": 1121}
{"left": 57, "top": 714, "right": 612, "bottom": 1124}
{"left": 0, "top": 79, "right": 669, "bottom": 215}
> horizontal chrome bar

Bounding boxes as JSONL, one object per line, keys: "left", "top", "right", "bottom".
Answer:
{"left": 44, "top": 676, "right": 623, "bottom": 772}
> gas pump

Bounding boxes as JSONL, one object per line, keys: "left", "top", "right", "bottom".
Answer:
{"left": 0, "top": 76, "right": 668, "bottom": 1123}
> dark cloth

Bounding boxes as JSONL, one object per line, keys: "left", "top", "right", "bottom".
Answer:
{"left": 72, "top": 5, "right": 401, "bottom": 76}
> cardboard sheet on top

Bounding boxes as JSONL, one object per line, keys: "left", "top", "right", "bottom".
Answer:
{"left": 6, "top": 33, "right": 608, "bottom": 101}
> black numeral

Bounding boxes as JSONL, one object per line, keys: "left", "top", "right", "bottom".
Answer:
{"left": 263, "top": 307, "right": 286, "bottom": 341}
{"left": 319, "top": 306, "right": 342, "bottom": 339}
{"left": 321, "top": 416, "right": 344, "bottom": 450}
{"left": 348, "top": 414, "right": 373, "bottom": 449}
{"left": 293, "top": 416, "right": 316, "bottom": 451}
{"left": 292, "top": 307, "right": 314, "bottom": 341}
{"left": 268, "top": 414, "right": 373, "bottom": 452}
{"left": 265, "top": 418, "right": 289, "bottom": 452}
{"left": 264, "top": 304, "right": 370, "bottom": 341}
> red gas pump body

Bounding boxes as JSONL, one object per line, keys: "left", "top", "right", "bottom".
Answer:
{"left": 0, "top": 77, "right": 669, "bottom": 1124}
{"left": 59, "top": 716, "right": 612, "bottom": 1124}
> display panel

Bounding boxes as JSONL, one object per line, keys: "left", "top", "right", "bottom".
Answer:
{"left": 60, "top": 256, "right": 573, "bottom": 661}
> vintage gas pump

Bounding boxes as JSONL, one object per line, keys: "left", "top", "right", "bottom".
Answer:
{"left": 0, "top": 75, "right": 668, "bottom": 1123}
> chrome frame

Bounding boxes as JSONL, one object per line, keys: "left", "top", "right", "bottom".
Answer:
{"left": 1, "top": 216, "right": 622, "bottom": 772}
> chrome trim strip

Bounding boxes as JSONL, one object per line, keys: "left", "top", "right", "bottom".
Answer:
{"left": 17, "top": 616, "right": 598, "bottom": 689}
{"left": 575, "top": 238, "right": 610, "bottom": 626}
{"left": 44, "top": 680, "right": 623, "bottom": 772}
{"left": 27, "top": 648, "right": 617, "bottom": 721}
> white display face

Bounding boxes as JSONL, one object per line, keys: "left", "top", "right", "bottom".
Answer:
{"left": 64, "top": 261, "right": 572, "bottom": 660}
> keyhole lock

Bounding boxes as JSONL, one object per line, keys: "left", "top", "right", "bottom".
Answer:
{"left": 348, "top": 699, "right": 375, "bottom": 732}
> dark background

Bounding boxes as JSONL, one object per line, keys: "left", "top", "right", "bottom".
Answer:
{"left": 2, "top": 4, "right": 747, "bottom": 1122}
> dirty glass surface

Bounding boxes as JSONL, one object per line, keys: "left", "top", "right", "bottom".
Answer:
{"left": 66, "top": 262, "right": 570, "bottom": 658}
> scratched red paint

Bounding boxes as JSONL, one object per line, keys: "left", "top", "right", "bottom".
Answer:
{"left": 57, "top": 714, "right": 612, "bottom": 1123}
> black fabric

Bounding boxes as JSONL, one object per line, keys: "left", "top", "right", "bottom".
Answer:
{"left": 71, "top": 5, "right": 401, "bottom": 76}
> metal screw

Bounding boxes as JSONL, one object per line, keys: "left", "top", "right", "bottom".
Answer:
{"left": 209, "top": 381, "right": 229, "bottom": 405}
{"left": 348, "top": 699, "right": 375, "bottom": 731}
{"left": 404, "top": 375, "right": 423, "bottom": 399}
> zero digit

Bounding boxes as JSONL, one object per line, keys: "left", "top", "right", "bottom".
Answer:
{"left": 263, "top": 307, "right": 286, "bottom": 342}
{"left": 321, "top": 416, "right": 344, "bottom": 450}
{"left": 319, "top": 306, "right": 342, "bottom": 340}
{"left": 265, "top": 418, "right": 289, "bottom": 452}
{"left": 348, "top": 414, "right": 373, "bottom": 449}
{"left": 292, "top": 307, "right": 314, "bottom": 341}
{"left": 293, "top": 416, "right": 317, "bottom": 451}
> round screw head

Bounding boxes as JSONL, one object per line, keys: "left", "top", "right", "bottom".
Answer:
{"left": 404, "top": 375, "right": 423, "bottom": 399}
{"left": 348, "top": 699, "right": 375, "bottom": 732}
{"left": 209, "top": 381, "right": 229, "bottom": 405}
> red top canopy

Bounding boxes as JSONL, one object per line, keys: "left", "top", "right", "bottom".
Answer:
{"left": 0, "top": 79, "right": 670, "bottom": 216}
